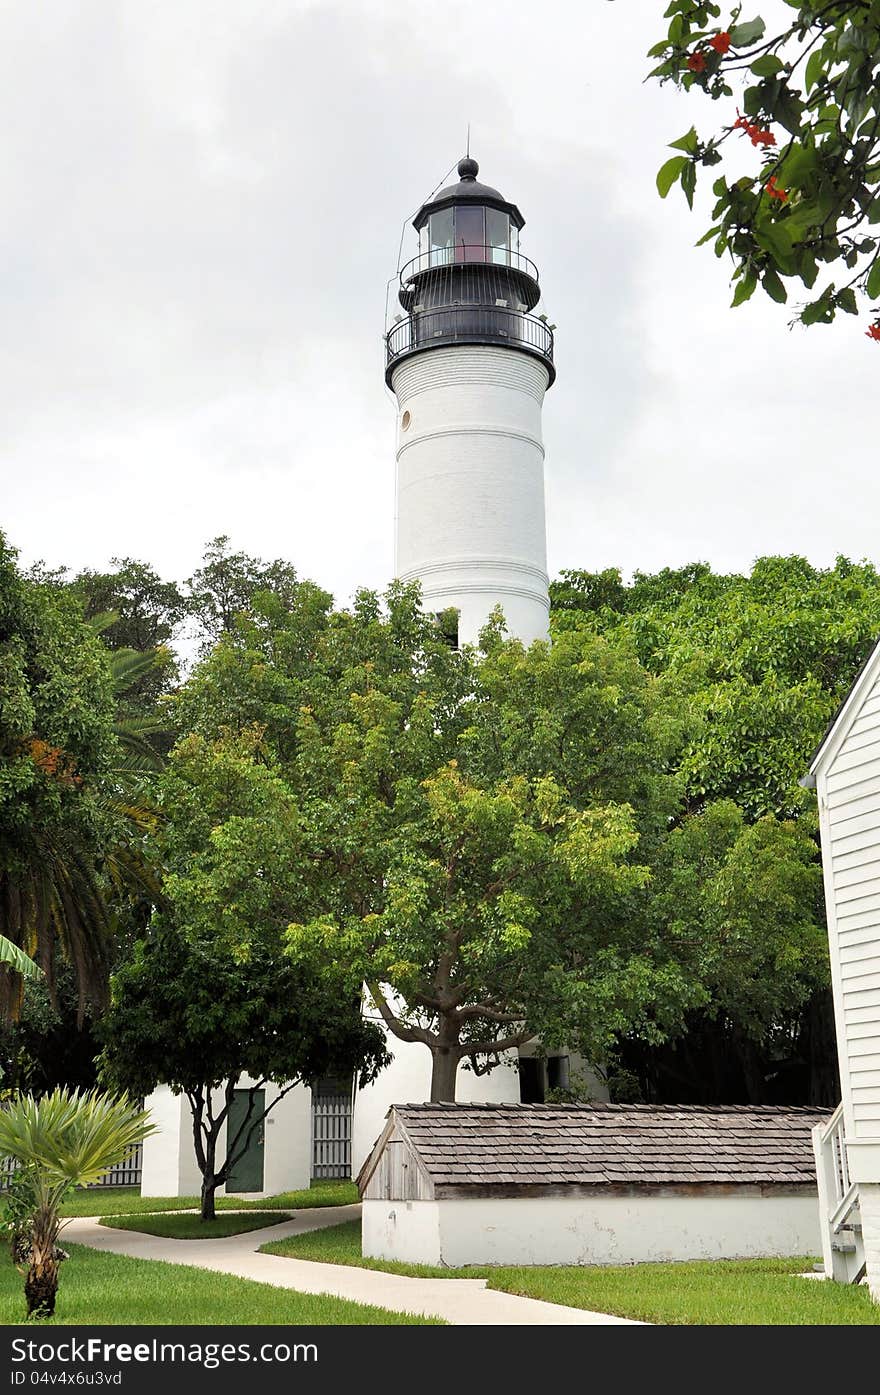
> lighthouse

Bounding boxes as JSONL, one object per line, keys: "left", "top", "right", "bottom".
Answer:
{"left": 386, "top": 157, "right": 555, "bottom": 647}
{"left": 350, "top": 159, "right": 558, "bottom": 1170}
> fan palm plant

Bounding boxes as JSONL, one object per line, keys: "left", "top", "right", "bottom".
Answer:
{"left": 0, "top": 1088, "right": 155, "bottom": 1317}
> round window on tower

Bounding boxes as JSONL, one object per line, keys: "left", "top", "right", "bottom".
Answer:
{"left": 401, "top": 410, "right": 412, "bottom": 431}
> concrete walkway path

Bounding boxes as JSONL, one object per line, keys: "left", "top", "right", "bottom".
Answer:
{"left": 66, "top": 1205, "right": 639, "bottom": 1326}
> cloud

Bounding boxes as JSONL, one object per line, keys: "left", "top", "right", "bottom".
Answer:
{"left": 0, "top": 0, "right": 875, "bottom": 603}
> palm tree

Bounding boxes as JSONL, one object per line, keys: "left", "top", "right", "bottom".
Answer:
{"left": 0, "top": 636, "right": 168, "bottom": 1026}
{"left": 0, "top": 1088, "right": 155, "bottom": 1317}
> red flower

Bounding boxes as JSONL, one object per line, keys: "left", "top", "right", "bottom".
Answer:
{"left": 687, "top": 51, "right": 706, "bottom": 72}
{"left": 765, "top": 176, "right": 789, "bottom": 202}
{"left": 866, "top": 323, "right": 880, "bottom": 342}
{"left": 709, "top": 32, "right": 731, "bottom": 54}
{"left": 733, "top": 110, "right": 776, "bottom": 148}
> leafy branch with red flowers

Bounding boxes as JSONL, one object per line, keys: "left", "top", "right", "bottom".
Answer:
{"left": 647, "top": 1, "right": 880, "bottom": 336}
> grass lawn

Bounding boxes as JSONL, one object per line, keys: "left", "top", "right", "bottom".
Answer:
{"left": 99, "top": 1212, "right": 292, "bottom": 1239}
{"left": 262, "top": 1220, "right": 880, "bottom": 1326}
{"left": 0, "top": 1243, "right": 441, "bottom": 1325}
{"left": 62, "top": 1179, "right": 357, "bottom": 1218}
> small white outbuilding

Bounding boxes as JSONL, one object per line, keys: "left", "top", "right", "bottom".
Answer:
{"left": 804, "top": 637, "right": 880, "bottom": 1298}
{"left": 357, "top": 1102, "right": 825, "bottom": 1268}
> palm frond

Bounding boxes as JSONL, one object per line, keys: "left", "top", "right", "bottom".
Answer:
{"left": 0, "top": 1088, "right": 157, "bottom": 1190}
{"left": 0, "top": 935, "right": 42, "bottom": 980}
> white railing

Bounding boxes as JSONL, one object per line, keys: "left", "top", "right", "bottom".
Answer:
{"left": 813, "top": 1104, "right": 864, "bottom": 1283}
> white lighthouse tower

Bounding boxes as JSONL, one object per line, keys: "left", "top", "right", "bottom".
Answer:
{"left": 386, "top": 157, "right": 555, "bottom": 647}
{"left": 351, "top": 159, "right": 557, "bottom": 1169}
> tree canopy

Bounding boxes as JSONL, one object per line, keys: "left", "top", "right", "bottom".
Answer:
{"left": 646, "top": 2, "right": 880, "bottom": 333}
{"left": 0, "top": 533, "right": 121, "bottom": 1020}
{"left": 98, "top": 726, "right": 388, "bottom": 1216}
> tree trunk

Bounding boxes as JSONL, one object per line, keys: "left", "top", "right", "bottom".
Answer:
{"left": 430, "top": 1047, "right": 459, "bottom": 1102}
{"left": 25, "top": 1209, "right": 61, "bottom": 1319}
{"left": 200, "top": 1177, "right": 218, "bottom": 1221}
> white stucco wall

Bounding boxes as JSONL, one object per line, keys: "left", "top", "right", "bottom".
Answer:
{"left": 391, "top": 346, "right": 550, "bottom": 647}
{"left": 140, "top": 1078, "right": 312, "bottom": 1198}
{"left": 362, "top": 1193, "right": 822, "bottom": 1268}
{"left": 351, "top": 1021, "right": 521, "bottom": 1175}
{"left": 141, "top": 1086, "right": 184, "bottom": 1197}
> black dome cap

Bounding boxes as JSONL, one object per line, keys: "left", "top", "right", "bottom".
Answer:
{"left": 412, "top": 157, "right": 525, "bottom": 231}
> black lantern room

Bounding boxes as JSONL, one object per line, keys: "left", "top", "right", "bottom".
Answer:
{"left": 385, "top": 158, "right": 555, "bottom": 386}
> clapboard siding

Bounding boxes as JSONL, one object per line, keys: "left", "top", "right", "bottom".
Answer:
{"left": 838, "top": 904, "right": 880, "bottom": 934}
{"left": 843, "top": 1021, "right": 880, "bottom": 1040}
{"left": 853, "top": 690, "right": 880, "bottom": 721}
{"left": 838, "top": 925, "right": 880, "bottom": 950}
{"left": 825, "top": 669, "right": 880, "bottom": 1134}
{"left": 833, "top": 859, "right": 880, "bottom": 889}
{"left": 845, "top": 1004, "right": 880, "bottom": 1024}
{"left": 831, "top": 819, "right": 880, "bottom": 854}
{"left": 840, "top": 942, "right": 880, "bottom": 966}
{"left": 833, "top": 840, "right": 880, "bottom": 871}
{"left": 839, "top": 720, "right": 880, "bottom": 753}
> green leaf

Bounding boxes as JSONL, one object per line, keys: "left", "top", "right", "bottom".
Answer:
{"left": 805, "top": 49, "right": 824, "bottom": 93}
{"left": 657, "top": 155, "right": 689, "bottom": 199}
{"left": 867, "top": 260, "right": 880, "bottom": 300}
{"left": 772, "top": 86, "right": 806, "bottom": 137}
{"left": 0, "top": 935, "right": 41, "bottom": 980}
{"left": 732, "top": 269, "right": 758, "bottom": 306}
{"left": 743, "top": 85, "right": 762, "bottom": 116}
{"left": 837, "top": 288, "right": 858, "bottom": 315}
{"left": 750, "top": 55, "right": 783, "bottom": 77}
{"left": 798, "top": 251, "right": 819, "bottom": 289}
{"left": 756, "top": 219, "right": 797, "bottom": 277}
{"left": 802, "top": 294, "right": 833, "bottom": 326}
{"left": 681, "top": 161, "right": 697, "bottom": 210}
{"left": 695, "top": 225, "right": 721, "bottom": 246}
{"left": 762, "top": 267, "right": 787, "bottom": 303}
{"left": 729, "top": 18, "right": 766, "bottom": 47}
{"left": 669, "top": 126, "right": 699, "bottom": 154}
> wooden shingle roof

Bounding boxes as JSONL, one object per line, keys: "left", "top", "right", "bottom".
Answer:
{"left": 359, "top": 1102, "right": 828, "bottom": 1197}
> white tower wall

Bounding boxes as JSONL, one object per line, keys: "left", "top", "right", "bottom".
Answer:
{"left": 392, "top": 345, "right": 550, "bottom": 647}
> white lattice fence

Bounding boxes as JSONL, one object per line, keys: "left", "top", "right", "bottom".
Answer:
{"left": 0, "top": 1143, "right": 143, "bottom": 1191}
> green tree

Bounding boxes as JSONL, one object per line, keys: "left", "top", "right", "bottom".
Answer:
{"left": 176, "top": 582, "right": 689, "bottom": 1099}
{"left": 186, "top": 536, "right": 307, "bottom": 647}
{"left": 70, "top": 558, "right": 186, "bottom": 710}
{"left": 289, "top": 762, "right": 662, "bottom": 1101}
{"left": 99, "top": 729, "right": 387, "bottom": 1217}
{"left": 647, "top": 2, "right": 880, "bottom": 333}
{"left": 0, "top": 533, "right": 124, "bottom": 1022}
{"left": 552, "top": 554, "right": 880, "bottom": 818}
{"left": 551, "top": 554, "right": 878, "bottom": 1101}
{"left": 0, "top": 1088, "right": 154, "bottom": 1317}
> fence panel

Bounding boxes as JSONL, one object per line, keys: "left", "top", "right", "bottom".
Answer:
{"left": 0, "top": 1130, "right": 143, "bottom": 1193}
{"left": 311, "top": 1087, "right": 352, "bottom": 1180}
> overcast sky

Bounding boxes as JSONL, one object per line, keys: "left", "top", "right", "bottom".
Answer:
{"left": 0, "top": 0, "right": 874, "bottom": 606}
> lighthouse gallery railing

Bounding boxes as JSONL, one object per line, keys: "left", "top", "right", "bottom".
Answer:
{"left": 386, "top": 305, "right": 554, "bottom": 369}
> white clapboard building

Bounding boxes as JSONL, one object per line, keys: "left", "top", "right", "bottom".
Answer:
{"left": 804, "top": 638, "right": 880, "bottom": 1299}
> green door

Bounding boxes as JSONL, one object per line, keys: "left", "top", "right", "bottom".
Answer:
{"left": 226, "top": 1089, "right": 265, "bottom": 1193}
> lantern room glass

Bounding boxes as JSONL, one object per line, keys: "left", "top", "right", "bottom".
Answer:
{"left": 428, "top": 209, "right": 454, "bottom": 266}
{"left": 486, "top": 208, "right": 511, "bottom": 265}
{"left": 454, "top": 204, "right": 485, "bottom": 262}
